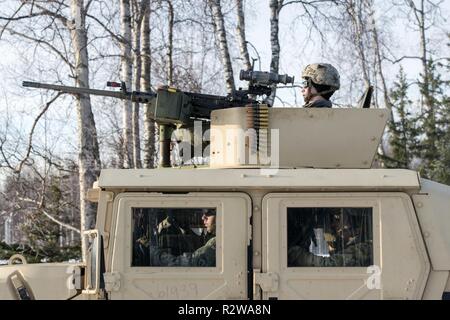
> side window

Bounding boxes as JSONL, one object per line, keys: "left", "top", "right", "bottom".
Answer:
{"left": 287, "top": 207, "right": 373, "bottom": 267}
{"left": 132, "top": 208, "right": 217, "bottom": 267}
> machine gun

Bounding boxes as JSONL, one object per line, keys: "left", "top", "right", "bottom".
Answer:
{"left": 23, "top": 69, "right": 294, "bottom": 166}
{"left": 22, "top": 69, "right": 294, "bottom": 128}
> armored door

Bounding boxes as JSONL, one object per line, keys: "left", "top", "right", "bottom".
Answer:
{"left": 107, "top": 192, "right": 251, "bottom": 299}
{"left": 260, "top": 193, "right": 430, "bottom": 300}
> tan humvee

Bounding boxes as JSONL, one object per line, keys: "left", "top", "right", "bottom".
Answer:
{"left": 1, "top": 107, "right": 450, "bottom": 300}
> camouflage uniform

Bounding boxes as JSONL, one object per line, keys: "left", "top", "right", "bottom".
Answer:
{"left": 288, "top": 241, "right": 372, "bottom": 267}
{"left": 189, "top": 237, "right": 216, "bottom": 267}
{"left": 333, "top": 241, "right": 372, "bottom": 267}
{"left": 304, "top": 99, "right": 332, "bottom": 108}
{"left": 288, "top": 246, "right": 339, "bottom": 267}
{"left": 150, "top": 236, "right": 216, "bottom": 267}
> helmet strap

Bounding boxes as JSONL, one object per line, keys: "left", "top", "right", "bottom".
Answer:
{"left": 309, "top": 88, "right": 336, "bottom": 100}
{"left": 303, "top": 78, "right": 336, "bottom": 102}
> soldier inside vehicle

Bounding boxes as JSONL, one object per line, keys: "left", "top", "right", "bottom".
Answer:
{"left": 287, "top": 207, "right": 373, "bottom": 267}
{"left": 132, "top": 208, "right": 217, "bottom": 267}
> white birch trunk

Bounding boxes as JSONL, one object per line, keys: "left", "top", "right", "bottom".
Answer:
{"left": 371, "top": 16, "right": 389, "bottom": 165}
{"left": 70, "top": 0, "right": 101, "bottom": 259}
{"left": 132, "top": 1, "right": 144, "bottom": 169}
{"left": 167, "top": 0, "right": 174, "bottom": 86}
{"left": 368, "top": 2, "right": 390, "bottom": 110}
{"left": 141, "top": 4, "right": 156, "bottom": 168}
{"left": 347, "top": 0, "right": 371, "bottom": 89}
{"left": 120, "top": 0, "right": 134, "bottom": 168}
{"left": 267, "top": 0, "right": 283, "bottom": 106}
{"left": 416, "top": 0, "right": 432, "bottom": 115}
{"left": 209, "top": 0, "right": 235, "bottom": 94}
{"left": 414, "top": 0, "right": 436, "bottom": 159}
{"left": 236, "top": 0, "right": 252, "bottom": 71}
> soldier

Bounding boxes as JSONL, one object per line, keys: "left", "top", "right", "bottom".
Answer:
{"left": 301, "top": 63, "right": 340, "bottom": 108}
{"left": 150, "top": 209, "right": 216, "bottom": 267}
{"left": 334, "top": 240, "right": 372, "bottom": 266}
{"left": 287, "top": 211, "right": 340, "bottom": 267}
{"left": 331, "top": 219, "right": 372, "bottom": 267}
{"left": 287, "top": 209, "right": 372, "bottom": 267}
{"left": 188, "top": 209, "right": 216, "bottom": 266}
{"left": 157, "top": 211, "right": 189, "bottom": 256}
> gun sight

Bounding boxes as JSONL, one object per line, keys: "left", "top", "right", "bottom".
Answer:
{"left": 239, "top": 70, "right": 295, "bottom": 86}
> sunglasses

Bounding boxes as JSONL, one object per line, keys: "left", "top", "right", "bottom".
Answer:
{"left": 301, "top": 79, "right": 310, "bottom": 88}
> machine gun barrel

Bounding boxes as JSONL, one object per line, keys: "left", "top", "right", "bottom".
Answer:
{"left": 22, "top": 80, "right": 259, "bottom": 126}
{"left": 22, "top": 81, "right": 156, "bottom": 103}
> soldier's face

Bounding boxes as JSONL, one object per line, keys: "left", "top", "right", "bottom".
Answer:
{"left": 202, "top": 214, "right": 216, "bottom": 234}
{"left": 301, "top": 81, "right": 318, "bottom": 103}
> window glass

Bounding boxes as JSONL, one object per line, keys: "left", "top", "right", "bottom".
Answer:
{"left": 287, "top": 208, "right": 373, "bottom": 267}
{"left": 132, "top": 208, "right": 217, "bottom": 267}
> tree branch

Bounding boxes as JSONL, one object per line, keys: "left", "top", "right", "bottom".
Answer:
{"left": 15, "top": 93, "right": 62, "bottom": 174}
{"left": 0, "top": 136, "right": 15, "bottom": 171}
{"left": 17, "top": 196, "right": 81, "bottom": 234}
{"left": 385, "top": 55, "right": 423, "bottom": 64}
{"left": 86, "top": 12, "right": 126, "bottom": 44}
{"left": 282, "top": 0, "right": 338, "bottom": 9}
{"left": 31, "top": 2, "right": 70, "bottom": 28}
{"left": 0, "top": 2, "right": 26, "bottom": 40}
{"left": 5, "top": 27, "right": 74, "bottom": 68}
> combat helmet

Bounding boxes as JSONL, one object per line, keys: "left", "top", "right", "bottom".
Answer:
{"left": 302, "top": 63, "right": 340, "bottom": 90}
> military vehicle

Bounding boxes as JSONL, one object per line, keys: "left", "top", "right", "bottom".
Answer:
{"left": 1, "top": 69, "right": 450, "bottom": 300}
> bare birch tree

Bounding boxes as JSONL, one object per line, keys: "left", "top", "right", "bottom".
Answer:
{"left": 407, "top": 0, "right": 432, "bottom": 109}
{"left": 164, "top": 0, "right": 175, "bottom": 86}
{"left": 131, "top": 0, "right": 149, "bottom": 169}
{"left": 141, "top": 3, "right": 157, "bottom": 168}
{"left": 235, "top": 0, "right": 252, "bottom": 71}
{"left": 69, "top": 0, "right": 101, "bottom": 250}
{"left": 267, "top": 0, "right": 283, "bottom": 105}
{"left": 0, "top": 0, "right": 101, "bottom": 257}
{"left": 365, "top": 1, "right": 392, "bottom": 165}
{"left": 344, "top": 0, "right": 371, "bottom": 89}
{"left": 120, "top": 0, "right": 134, "bottom": 168}
{"left": 368, "top": 2, "right": 391, "bottom": 110}
{"left": 208, "top": 0, "right": 235, "bottom": 94}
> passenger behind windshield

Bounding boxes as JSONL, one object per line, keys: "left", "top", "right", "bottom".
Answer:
{"left": 132, "top": 208, "right": 216, "bottom": 267}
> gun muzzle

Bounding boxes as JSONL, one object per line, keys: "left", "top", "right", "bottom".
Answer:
{"left": 22, "top": 81, "right": 41, "bottom": 88}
